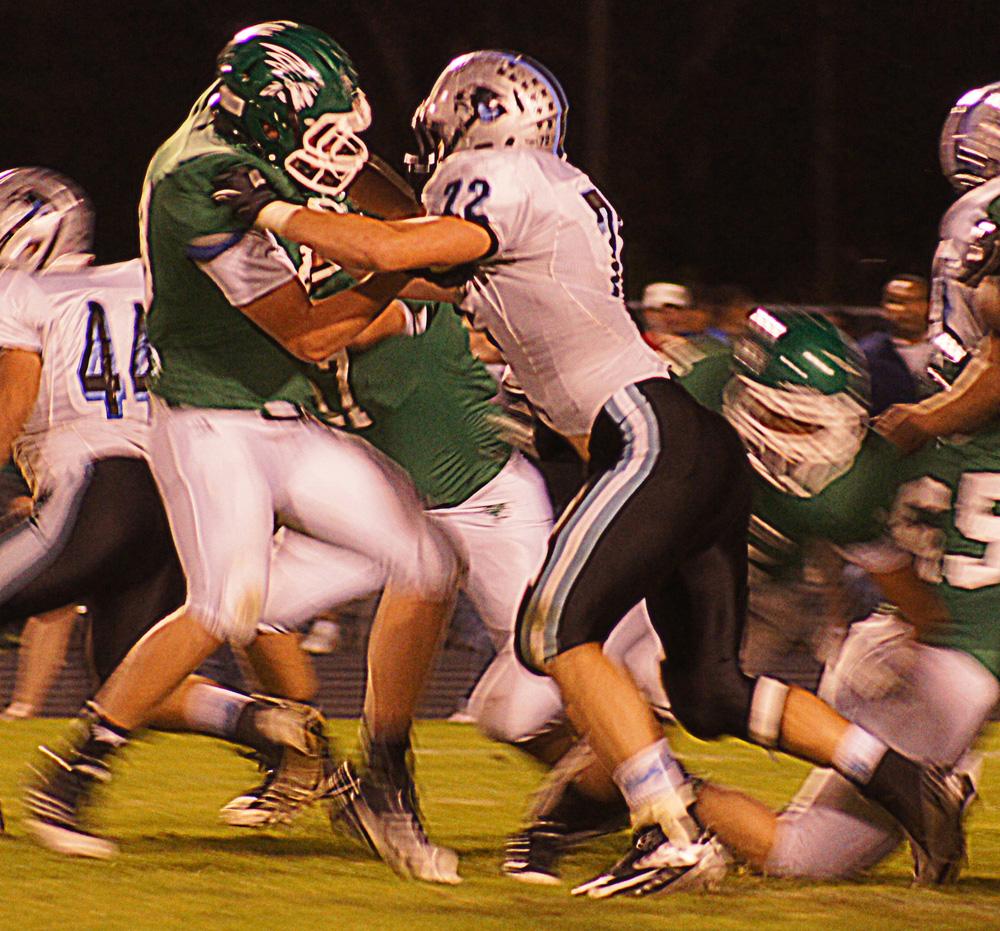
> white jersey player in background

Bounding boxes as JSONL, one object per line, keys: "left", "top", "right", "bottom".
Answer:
{"left": 217, "top": 49, "right": 971, "bottom": 896}
{"left": 0, "top": 167, "right": 174, "bottom": 676}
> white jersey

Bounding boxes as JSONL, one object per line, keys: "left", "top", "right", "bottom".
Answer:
{"left": 0, "top": 260, "right": 150, "bottom": 491}
{"left": 423, "top": 148, "right": 668, "bottom": 436}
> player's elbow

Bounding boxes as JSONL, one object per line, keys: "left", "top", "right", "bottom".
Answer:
{"left": 284, "top": 333, "right": 337, "bottom": 364}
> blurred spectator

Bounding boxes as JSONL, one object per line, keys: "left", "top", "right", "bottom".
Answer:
{"left": 631, "top": 281, "right": 732, "bottom": 343}
{"left": 858, "top": 274, "right": 932, "bottom": 415}
{"left": 707, "top": 284, "right": 756, "bottom": 338}
{"left": 825, "top": 304, "right": 887, "bottom": 343}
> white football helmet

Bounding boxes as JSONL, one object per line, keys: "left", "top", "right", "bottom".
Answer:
{"left": 940, "top": 81, "right": 1000, "bottom": 191}
{"left": 406, "top": 50, "right": 568, "bottom": 174}
{"left": 0, "top": 167, "right": 94, "bottom": 272}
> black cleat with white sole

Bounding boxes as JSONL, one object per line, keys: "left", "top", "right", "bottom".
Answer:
{"left": 572, "top": 824, "right": 727, "bottom": 899}
{"left": 908, "top": 763, "right": 977, "bottom": 886}
{"left": 503, "top": 819, "right": 569, "bottom": 885}
{"left": 25, "top": 746, "right": 117, "bottom": 859}
{"left": 328, "top": 761, "right": 461, "bottom": 884}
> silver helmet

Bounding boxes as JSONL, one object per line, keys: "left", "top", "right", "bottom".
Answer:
{"left": 0, "top": 168, "right": 95, "bottom": 272}
{"left": 406, "top": 50, "right": 568, "bottom": 174}
{"left": 940, "top": 81, "right": 1000, "bottom": 191}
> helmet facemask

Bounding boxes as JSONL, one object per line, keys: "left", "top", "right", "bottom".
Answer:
{"left": 285, "top": 92, "right": 371, "bottom": 196}
{"left": 723, "top": 376, "right": 867, "bottom": 498}
{"left": 0, "top": 168, "right": 94, "bottom": 272}
{"left": 214, "top": 22, "right": 371, "bottom": 197}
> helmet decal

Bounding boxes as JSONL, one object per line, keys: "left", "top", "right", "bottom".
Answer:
{"left": 259, "top": 43, "right": 324, "bottom": 111}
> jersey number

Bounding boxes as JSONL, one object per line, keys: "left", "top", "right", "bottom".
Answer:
{"left": 312, "top": 350, "right": 372, "bottom": 430}
{"left": 582, "top": 188, "right": 623, "bottom": 298}
{"left": 891, "top": 472, "right": 1000, "bottom": 589}
{"left": 77, "top": 301, "right": 150, "bottom": 419}
{"left": 441, "top": 178, "right": 491, "bottom": 221}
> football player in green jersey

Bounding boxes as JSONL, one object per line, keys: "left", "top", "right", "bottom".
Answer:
{"left": 25, "top": 23, "right": 463, "bottom": 883}
{"left": 665, "top": 310, "right": 997, "bottom": 883}
{"left": 503, "top": 309, "right": 965, "bottom": 888}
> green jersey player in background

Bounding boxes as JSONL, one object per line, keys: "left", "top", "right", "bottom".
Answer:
{"left": 680, "top": 307, "right": 1000, "bottom": 883}
{"left": 26, "top": 23, "right": 463, "bottom": 884}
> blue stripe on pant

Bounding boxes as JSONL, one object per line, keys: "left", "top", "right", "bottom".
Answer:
{"left": 519, "top": 384, "right": 661, "bottom": 671}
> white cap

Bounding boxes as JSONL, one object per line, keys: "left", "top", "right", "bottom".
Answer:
{"left": 633, "top": 281, "right": 693, "bottom": 309}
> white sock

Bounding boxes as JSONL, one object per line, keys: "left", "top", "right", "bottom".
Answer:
{"left": 831, "top": 724, "right": 888, "bottom": 785}
{"left": 613, "top": 739, "right": 698, "bottom": 845}
{"left": 182, "top": 683, "right": 253, "bottom": 739}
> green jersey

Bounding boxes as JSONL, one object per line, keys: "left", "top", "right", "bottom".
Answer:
{"left": 309, "top": 303, "right": 510, "bottom": 508}
{"left": 660, "top": 335, "right": 904, "bottom": 573}
{"left": 890, "top": 424, "right": 1000, "bottom": 677}
{"left": 661, "top": 332, "right": 1000, "bottom": 677}
{"left": 141, "top": 90, "right": 317, "bottom": 412}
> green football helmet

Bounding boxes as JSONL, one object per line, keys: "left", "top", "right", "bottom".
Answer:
{"left": 211, "top": 21, "right": 370, "bottom": 196}
{"left": 723, "top": 306, "right": 870, "bottom": 498}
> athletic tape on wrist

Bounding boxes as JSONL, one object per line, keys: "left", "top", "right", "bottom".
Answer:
{"left": 748, "top": 676, "right": 790, "bottom": 748}
{"left": 257, "top": 201, "right": 299, "bottom": 237}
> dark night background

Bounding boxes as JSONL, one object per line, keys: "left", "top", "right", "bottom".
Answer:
{"left": 5, "top": 0, "right": 1000, "bottom": 304}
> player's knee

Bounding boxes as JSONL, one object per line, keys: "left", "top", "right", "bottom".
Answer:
{"left": 764, "top": 820, "right": 848, "bottom": 880}
{"left": 470, "top": 679, "right": 562, "bottom": 745}
{"left": 189, "top": 583, "right": 264, "bottom": 647}
{"left": 400, "top": 522, "right": 465, "bottom": 602}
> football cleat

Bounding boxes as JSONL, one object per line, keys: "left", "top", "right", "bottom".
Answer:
{"left": 24, "top": 745, "right": 117, "bottom": 859}
{"left": 908, "top": 763, "right": 978, "bottom": 886}
{"left": 502, "top": 820, "right": 568, "bottom": 885}
{"left": 220, "top": 696, "right": 342, "bottom": 828}
{"left": 329, "top": 761, "right": 461, "bottom": 884}
{"left": 572, "top": 825, "right": 727, "bottom": 899}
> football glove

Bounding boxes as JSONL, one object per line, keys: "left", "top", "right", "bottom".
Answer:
{"left": 213, "top": 166, "right": 282, "bottom": 226}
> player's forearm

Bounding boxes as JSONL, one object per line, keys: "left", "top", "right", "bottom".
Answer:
{"left": 0, "top": 349, "right": 42, "bottom": 462}
{"left": 869, "top": 564, "right": 949, "bottom": 639}
{"left": 295, "top": 272, "right": 412, "bottom": 361}
{"left": 349, "top": 302, "right": 408, "bottom": 351}
{"left": 258, "top": 204, "right": 489, "bottom": 272}
{"left": 916, "top": 344, "right": 1000, "bottom": 436}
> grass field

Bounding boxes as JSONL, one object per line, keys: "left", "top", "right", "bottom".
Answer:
{"left": 0, "top": 720, "right": 998, "bottom": 930}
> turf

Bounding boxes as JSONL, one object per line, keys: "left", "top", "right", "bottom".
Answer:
{"left": 0, "top": 720, "right": 997, "bottom": 930}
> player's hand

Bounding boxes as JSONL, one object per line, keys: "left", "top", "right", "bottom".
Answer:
{"left": 213, "top": 166, "right": 281, "bottom": 226}
{"left": 873, "top": 403, "right": 935, "bottom": 453}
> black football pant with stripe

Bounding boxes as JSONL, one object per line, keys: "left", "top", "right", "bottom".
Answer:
{"left": 0, "top": 456, "right": 185, "bottom": 683}
{"left": 516, "top": 376, "right": 758, "bottom": 740}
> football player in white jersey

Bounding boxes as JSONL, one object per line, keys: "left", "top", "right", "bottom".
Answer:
{"left": 876, "top": 80, "right": 1000, "bottom": 453}
{"left": 216, "top": 50, "right": 970, "bottom": 895}
{"left": 0, "top": 168, "right": 184, "bottom": 684}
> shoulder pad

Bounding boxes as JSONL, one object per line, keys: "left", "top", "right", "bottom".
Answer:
{"left": 936, "top": 177, "right": 1000, "bottom": 286}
